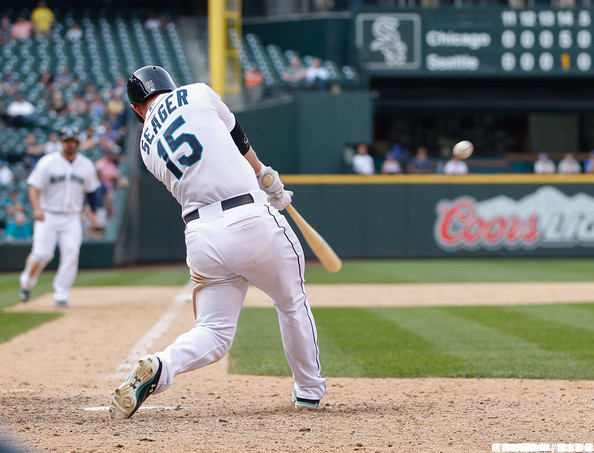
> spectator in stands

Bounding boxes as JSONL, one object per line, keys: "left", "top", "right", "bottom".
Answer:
{"left": 443, "top": 154, "right": 469, "bottom": 175}
{"left": 407, "top": 146, "right": 435, "bottom": 174}
{"left": 31, "top": 1, "right": 54, "bottom": 38}
{"left": 0, "top": 159, "right": 14, "bottom": 185}
{"left": 111, "top": 77, "right": 127, "bottom": 99}
{"left": 95, "top": 150, "right": 124, "bottom": 217}
{"left": 282, "top": 56, "right": 307, "bottom": 89}
{"left": 12, "top": 159, "right": 33, "bottom": 183}
{"left": 557, "top": 153, "right": 581, "bottom": 174}
{"left": 82, "top": 82, "right": 98, "bottom": 102}
{"left": 55, "top": 67, "right": 75, "bottom": 88}
{"left": 89, "top": 92, "right": 106, "bottom": 117}
{"left": 5, "top": 211, "right": 32, "bottom": 242}
{"left": 11, "top": 16, "right": 34, "bottom": 40}
{"left": 105, "top": 95, "right": 127, "bottom": 123}
{"left": 388, "top": 142, "right": 410, "bottom": 167}
{"left": 12, "top": 158, "right": 32, "bottom": 183}
{"left": 6, "top": 94, "right": 35, "bottom": 127}
{"left": 65, "top": 22, "right": 82, "bottom": 40}
{"left": 98, "top": 120, "right": 121, "bottom": 145}
{"left": 305, "top": 58, "right": 329, "bottom": 91}
{"left": 67, "top": 92, "right": 88, "bottom": 116}
{"left": 0, "top": 17, "right": 12, "bottom": 44}
{"left": 43, "top": 131, "right": 62, "bottom": 154}
{"left": 145, "top": 15, "right": 162, "bottom": 30}
{"left": 3, "top": 70, "right": 20, "bottom": 86}
{"left": 352, "top": 143, "right": 375, "bottom": 175}
{"left": 583, "top": 151, "right": 594, "bottom": 174}
{"left": 24, "top": 133, "right": 45, "bottom": 166}
{"left": 48, "top": 90, "right": 66, "bottom": 115}
{"left": 244, "top": 68, "right": 264, "bottom": 104}
{"left": 80, "top": 126, "right": 100, "bottom": 151}
{"left": 38, "top": 70, "right": 53, "bottom": 87}
{"left": 380, "top": 152, "right": 402, "bottom": 174}
{"left": 534, "top": 152, "right": 556, "bottom": 174}
{"left": 5, "top": 188, "right": 24, "bottom": 216}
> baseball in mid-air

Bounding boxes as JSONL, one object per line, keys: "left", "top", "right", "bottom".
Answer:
{"left": 453, "top": 140, "right": 473, "bottom": 159}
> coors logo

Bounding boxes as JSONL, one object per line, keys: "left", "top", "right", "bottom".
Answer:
{"left": 434, "top": 186, "right": 594, "bottom": 251}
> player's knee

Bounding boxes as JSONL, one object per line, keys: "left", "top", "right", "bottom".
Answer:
{"left": 29, "top": 251, "right": 54, "bottom": 266}
{"left": 59, "top": 251, "right": 80, "bottom": 267}
{"left": 212, "top": 328, "right": 236, "bottom": 359}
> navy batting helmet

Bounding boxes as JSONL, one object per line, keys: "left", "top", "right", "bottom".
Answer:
{"left": 127, "top": 65, "right": 176, "bottom": 105}
{"left": 59, "top": 126, "right": 80, "bottom": 142}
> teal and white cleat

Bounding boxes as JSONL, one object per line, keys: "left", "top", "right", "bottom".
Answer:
{"left": 292, "top": 389, "right": 319, "bottom": 410}
{"left": 110, "top": 355, "right": 162, "bottom": 419}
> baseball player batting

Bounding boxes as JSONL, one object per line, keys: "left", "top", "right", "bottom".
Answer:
{"left": 19, "top": 127, "right": 101, "bottom": 307}
{"left": 109, "top": 65, "right": 325, "bottom": 419}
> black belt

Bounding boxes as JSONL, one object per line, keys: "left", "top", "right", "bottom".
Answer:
{"left": 183, "top": 193, "right": 254, "bottom": 225}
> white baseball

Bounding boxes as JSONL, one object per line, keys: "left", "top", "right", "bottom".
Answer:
{"left": 453, "top": 140, "right": 473, "bottom": 159}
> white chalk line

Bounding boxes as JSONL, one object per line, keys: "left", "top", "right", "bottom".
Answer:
{"left": 111, "top": 288, "right": 192, "bottom": 378}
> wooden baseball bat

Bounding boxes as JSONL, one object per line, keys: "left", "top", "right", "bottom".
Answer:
{"left": 262, "top": 174, "right": 342, "bottom": 273}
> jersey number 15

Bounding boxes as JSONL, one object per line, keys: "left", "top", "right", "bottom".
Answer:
{"left": 157, "top": 115, "right": 203, "bottom": 179}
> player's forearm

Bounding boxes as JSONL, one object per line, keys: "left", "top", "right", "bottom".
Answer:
{"left": 29, "top": 186, "right": 44, "bottom": 220}
{"left": 28, "top": 186, "right": 41, "bottom": 212}
{"left": 244, "top": 147, "right": 263, "bottom": 175}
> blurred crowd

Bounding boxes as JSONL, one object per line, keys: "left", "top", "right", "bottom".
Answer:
{"left": 347, "top": 143, "right": 594, "bottom": 176}
{"left": 0, "top": 4, "right": 130, "bottom": 242}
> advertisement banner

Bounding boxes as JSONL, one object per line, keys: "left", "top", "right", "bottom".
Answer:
{"left": 433, "top": 186, "right": 594, "bottom": 252}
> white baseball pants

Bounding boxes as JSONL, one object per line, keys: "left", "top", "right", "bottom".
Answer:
{"left": 20, "top": 212, "right": 83, "bottom": 303}
{"left": 154, "top": 191, "right": 326, "bottom": 401}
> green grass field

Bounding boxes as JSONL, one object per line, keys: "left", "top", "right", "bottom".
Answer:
{"left": 231, "top": 304, "right": 594, "bottom": 379}
{"left": 1, "top": 259, "right": 593, "bottom": 379}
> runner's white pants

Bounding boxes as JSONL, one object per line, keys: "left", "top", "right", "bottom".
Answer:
{"left": 20, "top": 212, "right": 83, "bottom": 303}
{"left": 154, "top": 191, "right": 326, "bottom": 401}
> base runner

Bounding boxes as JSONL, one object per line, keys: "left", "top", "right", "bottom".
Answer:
{"left": 109, "top": 66, "right": 326, "bottom": 419}
{"left": 19, "top": 127, "right": 100, "bottom": 307}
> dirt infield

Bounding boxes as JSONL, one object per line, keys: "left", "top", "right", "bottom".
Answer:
{"left": 1, "top": 284, "right": 592, "bottom": 452}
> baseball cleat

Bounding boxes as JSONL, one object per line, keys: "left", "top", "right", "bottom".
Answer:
{"left": 54, "top": 300, "right": 69, "bottom": 308}
{"left": 110, "top": 354, "right": 162, "bottom": 420}
{"left": 292, "top": 390, "right": 319, "bottom": 410}
{"left": 19, "top": 288, "right": 30, "bottom": 302}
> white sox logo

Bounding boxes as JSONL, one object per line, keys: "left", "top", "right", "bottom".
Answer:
{"left": 434, "top": 186, "right": 594, "bottom": 251}
{"left": 356, "top": 13, "right": 421, "bottom": 70}
{"left": 370, "top": 16, "right": 408, "bottom": 67}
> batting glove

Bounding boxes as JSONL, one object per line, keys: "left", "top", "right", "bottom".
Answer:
{"left": 257, "top": 166, "right": 284, "bottom": 198}
{"left": 269, "top": 189, "right": 293, "bottom": 211}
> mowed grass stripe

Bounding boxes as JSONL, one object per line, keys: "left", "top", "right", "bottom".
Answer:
{"left": 506, "top": 303, "right": 594, "bottom": 332}
{"left": 370, "top": 306, "right": 564, "bottom": 378}
{"left": 445, "top": 306, "right": 594, "bottom": 378}
{"left": 229, "top": 305, "right": 594, "bottom": 379}
{"left": 383, "top": 305, "right": 594, "bottom": 379}
{"left": 314, "top": 308, "right": 467, "bottom": 378}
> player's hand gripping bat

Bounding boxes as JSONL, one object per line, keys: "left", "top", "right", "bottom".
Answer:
{"left": 262, "top": 174, "right": 342, "bottom": 273}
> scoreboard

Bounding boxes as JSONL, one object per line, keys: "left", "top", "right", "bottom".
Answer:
{"left": 355, "top": 8, "right": 593, "bottom": 76}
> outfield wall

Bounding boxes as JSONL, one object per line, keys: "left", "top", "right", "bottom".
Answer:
{"left": 3, "top": 174, "right": 594, "bottom": 270}
{"left": 282, "top": 175, "right": 594, "bottom": 258}
{"left": 124, "top": 174, "right": 594, "bottom": 263}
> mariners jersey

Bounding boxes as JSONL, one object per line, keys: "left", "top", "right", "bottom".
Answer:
{"left": 27, "top": 151, "right": 101, "bottom": 214}
{"left": 139, "top": 83, "right": 259, "bottom": 218}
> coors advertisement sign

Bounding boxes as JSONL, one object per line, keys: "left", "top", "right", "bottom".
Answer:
{"left": 434, "top": 186, "right": 594, "bottom": 251}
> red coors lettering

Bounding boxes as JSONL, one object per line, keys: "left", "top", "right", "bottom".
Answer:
{"left": 435, "top": 198, "right": 539, "bottom": 250}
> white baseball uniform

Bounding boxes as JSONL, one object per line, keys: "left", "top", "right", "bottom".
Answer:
{"left": 140, "top": 83, "right": 325, "bottom": 401}
{"left": 20, "top": 151, "right": 100, "bottom": 303}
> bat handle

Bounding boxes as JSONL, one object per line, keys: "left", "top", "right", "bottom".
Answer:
{"left": 262, "top": 174, "right": 274, "bottom": 187}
